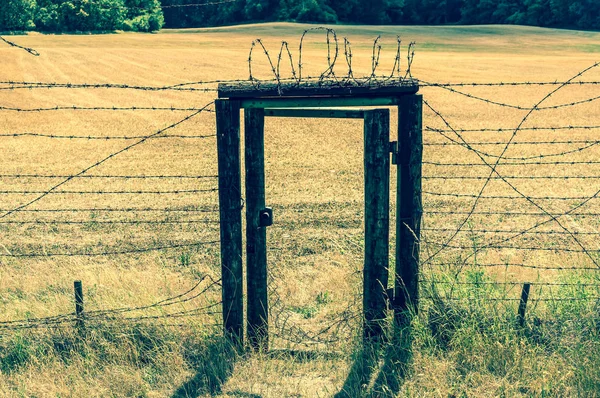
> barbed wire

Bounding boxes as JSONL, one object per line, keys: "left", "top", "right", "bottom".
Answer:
{"left": 0, "top": 82, "right": 216, "bottom": 92}
{"left": 0, "top": 132, "right": 216, "bottom": 140}
{"left": 422, "top": 71, "right": 600, "bottom": 268}
{"left": 0, "top": 219, "right": 218, "bottom": 225}
{"left": 0, "top": 275, "right": 222, "bottom": 331}
{"left": 0, "top": 206, "right": 219, "bottom": 213}
{"left": 424, "top": 210, "right": 600, "bottom": 217}
{"left": 422, "top": 227, "right": 600, "bottom": 236}
{"left": 424, "top": 139, "right": 600, "bottom": 146}
{"left": 424, "top": 125, "right": 600, "bottom": 133}
{"left": 423, "top": 175, "right": 600, "bottom": 180}
{"left": 0, "top": 36, "right": 39, "bottom": 56}
{"left": 421, "top": 295, "right": 600, "bottom": 302}
{"left": 0, "top": 174, "right": 217, "bottom": 179}
{"left": 424, "top": 191, "right": 600, "bottom": 200}
{"left": 421, "top": 280, "right": 600, "bottom": 287}
{"left": 0, "top": 101, "right": 214, "bottom": 220}
{"left": 427, "top": 128, "right": 600, "bottom": 161}
{"left": 248, "top": 27, "right": 414, "bottom": 88}
{"left": 424, "top": 160, "right": 600, "bottom": 166}
{"left": 422, "top": 239, "right": 600, "bottom": 253}
{"left": 422, "top": 76, "right": 600, "bottom": 111}
{"left": 0, "top": 105, "right": 213, "bottom": 112}
{"left": 422, "top": 81, "right": 600, "bottom": 87}
{"left": 0, "top": 239, "right": 219, "bottom": 258}
{"left": 0, "top": 188, "right": 217, "bottom": 195}
{"left": 429, "top": 262, "right": 600, "bottom": 271}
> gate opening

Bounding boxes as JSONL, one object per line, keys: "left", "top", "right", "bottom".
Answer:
{"left": 215, "top": 79, "right": 422, "bottom": 350}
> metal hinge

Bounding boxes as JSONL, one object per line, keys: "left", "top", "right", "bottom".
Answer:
{"left": 259, "top": 207, "right": 273, "bottom": 227}
{"left": 389, "top": 141, "right": 398, "bottom": 165}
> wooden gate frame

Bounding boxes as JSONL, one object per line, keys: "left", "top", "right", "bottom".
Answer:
{"left": 215, "top": 82, "right": 422, "bottom": 349}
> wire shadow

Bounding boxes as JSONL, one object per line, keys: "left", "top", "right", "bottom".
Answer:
{"left": 171, "top": 334, "right": 241, "bottom": 398}
{"left": 335, "top": 325, "right": 412, "bottom": 398}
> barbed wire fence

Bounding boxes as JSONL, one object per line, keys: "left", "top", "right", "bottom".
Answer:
{"left": 1, "top": 27, "right": 600, "bottom": 348}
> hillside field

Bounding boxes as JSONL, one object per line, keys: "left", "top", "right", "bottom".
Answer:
{"left": 1, "top": 23, "right": 600, "bottom": 397}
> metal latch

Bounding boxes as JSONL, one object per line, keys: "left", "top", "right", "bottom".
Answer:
{"left": 259, "top": 207, "right": 273, "bottom": 227}
{"left": 389, "top": 141, "right": 398, "bottom": 165}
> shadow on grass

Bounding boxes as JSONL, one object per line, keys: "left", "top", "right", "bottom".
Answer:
{"left": 335, "top": 325, "right": 413, "bottom": 398}
{"left": 172, "top": 334, "right": 243, "bottom": 398}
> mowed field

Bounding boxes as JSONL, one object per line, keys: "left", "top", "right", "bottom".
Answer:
{"left": 1, "top": 23, "right": 600, "bottom": 397}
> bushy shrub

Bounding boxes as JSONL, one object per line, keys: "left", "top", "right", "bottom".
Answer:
{"left": 289, "top": 0, "right": 337, "bottom": 23}
{"left": 123, "top": 0, "right": 164, "bottom": 32}
{"left": 34, "top": 0, "right": 127, "bottom": 32}
{"left": 0, "top": 0, "right": 36, "bottom": 31}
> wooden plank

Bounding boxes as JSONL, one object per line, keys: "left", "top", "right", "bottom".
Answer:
{"left": 244, "top": 107, "right": 269, "bottom": 351}
{"left": 74, "top": 280, "right": 84, "bottom": 331}
{"left": 394, "top": 94, "right": 423, "bottom": 327}
{"left": 265, "top": 108, "right": 365, "bottom": 119}
{"left": 241, "top": 96, "right": 402, "bottom": 109}
{"left": 219, "top": 78, "right": 419, "bottom": 99}
{"left": 216, "top": 99, "right": 244, "bottom": 344}
{"left": 517, "top": 283, "right": 531, "bottom": 327}
{"left": 363, "top": 109, "right": 390, "bottom": 342}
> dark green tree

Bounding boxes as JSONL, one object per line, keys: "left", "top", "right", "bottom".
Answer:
{"left": 123, "top": 0, "right": 164, "bottom": 31}
{"left": 0, "top": 0, "right": 36, "bottom": 31}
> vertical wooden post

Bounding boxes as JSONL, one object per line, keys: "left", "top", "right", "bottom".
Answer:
{"left": 517, "top": 283, "right": 531, "bottom": 328}
{"left": 395, "top": 94, "right": 423, "bottom": 326}
{"left": 216, "top": 99, "right": 244, "bottom": 344}
{"left": 244, "top": 107, "right": 268, "bottom": 351}
{"left": 363, "top": 109, "right": 390, "bottom": 342}
{"left": 74, "top": 280, "right": 84, "bottom": 330}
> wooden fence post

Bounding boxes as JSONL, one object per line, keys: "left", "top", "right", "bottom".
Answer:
{"left": 395, "top": 94, "right": 423, "bottom": 326}
{"left": 517, "top": 283, "right": 531, "bottom": 328}
{"left": 74, "top": 280, "right": 84, "bottom": 330}
{"left": 244, "top": 107, "right": 269, "bottom": 351}
{"left": 363, "top": 109, "right": 390, "bottom": 342}
{"left": 216, "top": 99, "right": 244, "bottom": 345}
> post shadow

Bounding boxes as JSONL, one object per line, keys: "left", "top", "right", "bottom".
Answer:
{"left": 335, "top": 316, "right": 413, "bottom": 398}
{"left": 171, "top": 335, "right": 242, "bottom": 398}
{"left": 371, "top": 321, "right": 413, "bottom": 397}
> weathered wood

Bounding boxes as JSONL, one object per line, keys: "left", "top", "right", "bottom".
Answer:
{"left": 74, "top": 280, "right": 84, "bottom": 330}
{"left": 244, "top": 107, "right": 269, "bottom": 351}
{"left": 219, "top": 78, "right": 419, "bottom": 99}
{"left": 394, "top": 94, "right": 423, "bottom": 326}
{"left": 264, "top": 108, "right": 365, "bottom": 119}
{"left": 216, "top": 99, "right": 244, "bottom": 344}
{"left": 363, "top": 109, "right": 390, "bottom": 342}
{"left": 517, "top": 283, "right": 531, "bottom": 327}
{"left": 242, "top": 96, "right": 403, "bottom": 109}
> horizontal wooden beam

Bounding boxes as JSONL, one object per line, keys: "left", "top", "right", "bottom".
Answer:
{"left": 219, "top": 78, "right": 419, "bottom": 99}
{"left": 241, "top": 96, "right": 403, "bottom": 109}
{"left": 264, "top": 108, "right": 366, "bottom": 119}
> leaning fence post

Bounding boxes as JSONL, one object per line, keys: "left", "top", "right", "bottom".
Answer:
{"left": 395, "top": 94, "right": 423, "bottom": 327}
{"left": 216, "top": 99, "right": 244, "bottom": 345}
{"left": 244, "top": 107, "right": 269, "bottom": 351}
{"left": 363, "top": 109, "right": 390, "bottom": 342}
{"left": 517, "top": 283, "right": 531, "bottom": 328}
{"left": 74, "top": 280, "right": 84, "bottom": 330}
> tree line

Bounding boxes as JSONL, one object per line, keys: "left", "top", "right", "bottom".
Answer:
{"left": 0, "top": 0, "right": 163, "bottom": 32}
{"left": 1, "top": 0, "right": 598, "bottom": 33}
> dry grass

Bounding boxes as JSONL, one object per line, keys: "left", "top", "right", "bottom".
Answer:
{"left": 1, "top": 23, "right": 600, "bottom": 396}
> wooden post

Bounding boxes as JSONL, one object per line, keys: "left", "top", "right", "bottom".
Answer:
{"left": 517, "top": 283, "right": 531, "bottom": 328}
{"left": 216, "top": 99, "right": 244, "bottom": 344}
{"left": 363, "top": 109, "right": 390, "bottom": 342}
{"left": 74, "top": 280, "right": 84, "bottom": 330}
{"left": 395, "top": 94, "right": 423, "bottom": 326}
{"left": 244, "top": 107, "right": 268, "bottom": 351}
